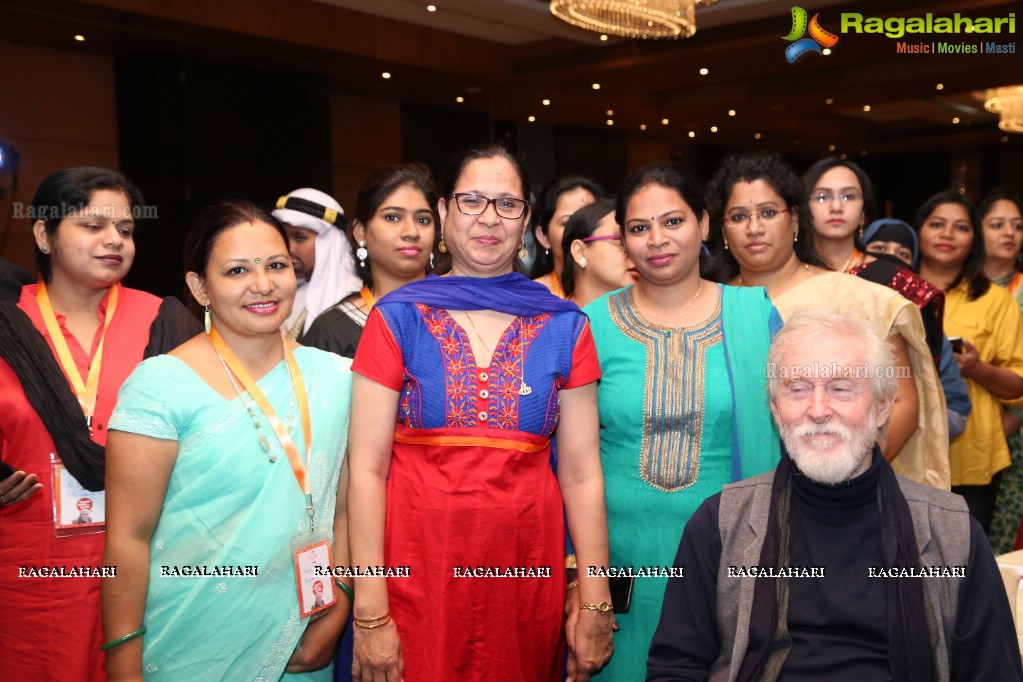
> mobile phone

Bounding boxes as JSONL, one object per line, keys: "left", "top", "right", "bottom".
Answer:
{"left": 609, "top": 575, "right": 634, "bottom": 614}
{"left": 949, "top": 336, "right": 964, "bottom": 354}
{"left": 0, "top": 460, "right": 19, "bottom": 479}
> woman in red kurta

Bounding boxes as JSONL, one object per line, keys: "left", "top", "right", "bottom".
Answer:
{"left": 347, "top": 144, "right": 615, "bottom": 682}
{"left": 0, "top": 167, "right": 198, "bottom": 682}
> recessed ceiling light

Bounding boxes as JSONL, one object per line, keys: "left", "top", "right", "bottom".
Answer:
{"left": 528, "top": 115, "right": 536, "bottom": 122}
{"left": 592, "top": 83, "right": 601, "bottom": 90}
{"left": 839, "top": 153, "right": 847, "bottom": 159}
{"left": 710, "top": 126, "right": 718, "bottom": 133}
{"left": 825, "top": 98, "right": 834, "bottom": 105}
{"left": 861, "top": 150, "right": 868, "bottom": 156}
{"left": 822, "top": 48, "right": 831, "bottom": 55}
{"left": 455, "top": 96, "right": 464, "bottom": 103}
{"left": 640, "top": 124, "right": 647, "bottom": 130}
{"left": 936, "top": 83, "right": 944, "bottom": 90}
{"left": 952, "top": 117, "right": 960, "bottom": 124}
{"left": 828, "top": 144, "right": 836, "bottom": 151}
{"left": 427, "top": 4, "right": 436, "bottom": 11}
{"left": 542, "top": 99, "right": 551, "bottom": 106}
{"left": 728, "top": 109, "right": 736, "bottom": 117}
{"left": 1003, "top": 136, "right": 1010, "bottom": 143}
{"left": 606, "top": 119, "right": 614, "bottom": 126}
{"left": 688, "top": 131, "right": 695, "bottom": 138}
{"left": 699, "top": 68, "right": 709, "bottom": 75}
{"left": 74, "top": 34, "right": 85, "bottom": 42}
{"left": 606, "top": 109, "right": 614, "bottom": 116}
{"left": 863, "top": 105, "right": 871, "bottom": 112}
{"left": 661, "top": 118, "right": 669, "bottom": 125}
{"left": 382, "top": 72, "right": 391, "bottom": 79}
{"left": 754, "top": 133, "right": 762, "bottom": 140}
{"left": 600, "top": 34, "right": 608, "bottom": 41}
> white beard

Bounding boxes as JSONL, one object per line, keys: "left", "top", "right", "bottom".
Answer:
{"left": 781, "top": 410, "right": 878, "bottom": 486}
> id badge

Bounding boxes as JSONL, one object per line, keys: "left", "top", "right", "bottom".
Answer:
{"left": 292, "top": 534, "right": 337, "bottom": 619}
{"left": 51, "top": 453, "right": 105, "bottom": 537}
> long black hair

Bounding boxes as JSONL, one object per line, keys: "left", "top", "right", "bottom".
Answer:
{"left": 914, "top": 190, "right": 989, "bottom": 300}
{"left": 530, "top": 176, "right": 604, "bottom": 278}
{"left": 561, "top": 198, "right": 616, "bottom": 298}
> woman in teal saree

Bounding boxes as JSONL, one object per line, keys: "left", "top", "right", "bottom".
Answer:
{"left": 102, "top": 201, "right": 352, "bottom": 681}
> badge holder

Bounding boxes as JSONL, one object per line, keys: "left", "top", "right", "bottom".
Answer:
{"left": 51, "top": 453, "right": 105, "bottom": 537}
{"left": 291, "top": 533, "right": 337, "bottom": 619}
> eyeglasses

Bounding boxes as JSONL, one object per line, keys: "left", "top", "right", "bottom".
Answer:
{"left": 810, "top": 191, "right": 863, "bottom": 204}
{"left": 450, "top": 193, "right": 529, "bottom": 220}
{"left": 725, "top": 207, "right": 791, "bottom": 227}
{"left": 580, "top": 234, "right": 624, "bottom": 250}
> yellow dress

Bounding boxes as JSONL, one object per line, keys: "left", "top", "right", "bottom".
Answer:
{"left": 945, "top": 281, "right": 1023, "bottom": 486}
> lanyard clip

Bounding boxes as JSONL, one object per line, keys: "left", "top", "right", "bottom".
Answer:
{"left": 306, "top": 496, "right": 315, "bottom": 533}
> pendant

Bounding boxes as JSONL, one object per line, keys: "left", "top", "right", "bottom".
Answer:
{"left": 258, "top": 434, "right": 271, "bottom": 453}
{"left": 519, "top": 381, "right": 533, "bottom": 396}
{"left": 269, "top": 453, "right": 277, "bottom": 463}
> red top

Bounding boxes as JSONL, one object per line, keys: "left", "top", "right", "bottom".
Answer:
{"left": 0, "top": 284, "right": 161, "bottom": 682}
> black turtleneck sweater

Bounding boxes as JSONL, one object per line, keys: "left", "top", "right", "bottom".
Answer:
{"left": 646, "top": 452, "right": 1023, "bottom": 682}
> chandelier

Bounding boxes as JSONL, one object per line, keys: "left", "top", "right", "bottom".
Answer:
{"left": 984, "top": 86, "right": 1023, "bottom": 133}
{"left": 550, "top": 0, "right": 719, "bottom": 40}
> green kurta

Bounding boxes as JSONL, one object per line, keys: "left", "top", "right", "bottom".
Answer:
{"left": 584, "top": 284, "right": 780, "bottom": 680}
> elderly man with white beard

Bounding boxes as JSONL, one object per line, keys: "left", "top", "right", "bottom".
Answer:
{"left": 646, "top": 307, "right": 1022, "bottom": 682}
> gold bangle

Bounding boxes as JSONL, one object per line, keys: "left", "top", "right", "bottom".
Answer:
{"left": 566, "top": 579, "right": 580, "bottom": 591}
{"left": 579, "top": 601, "right": 614, "bottom": 614}
{"left": 565, "top": 554, "right": 577, "bottom": 570}
{"left": 354, "top": 614, "right": 392, "bottom": 630}
{"left": 353, "top": 612, "right": 390, "bottom": 625}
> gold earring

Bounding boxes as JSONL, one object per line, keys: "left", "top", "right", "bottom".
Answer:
{"left": 518, "top": 240, "right": 528, "bottom": 261}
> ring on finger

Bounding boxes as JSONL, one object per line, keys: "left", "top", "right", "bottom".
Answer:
{"left": 0, "top": 494, "right": 6, "bottom": 504}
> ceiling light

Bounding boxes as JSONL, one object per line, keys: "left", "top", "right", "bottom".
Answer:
{"left": 828, "top": 144, "right": 836, "bottom": 151}
{"left": 74, "top": 34, "right": 85, "bottom": 42}
{"left": 936, "top": 83, "right": 944, "bottom": 91}
{"left": 822, "top": 48, "right": 831, "bottom": 55}
{"left": 984, "top": 86, "right": 1023, "bottom": 133}
{"left": 727, "top": 109, "right": 736, "bottom": 117}
{"left": 455, "top": 96, "right": 464, "bottom": 103}
{"left": 528, "top": 116, "right": 536, "bottom": 122}
{"left": 600, "top": 34, "right": 608, "bottom": 41}
{"left": 606, "top": 119, "right": 614, "bottom": 125}
{"left": 825, "top": 98, "right": 833, "bottom": 105}
{"left": 688, "top": 131, "right": 695, "bottom": 138}
{"left": 592, "top": 83, "right": 601, "bottom": 90}
{"left": 661, "top": 118, "right": 669, "bottom": 125}
{"left": 427, "top": 4, "right": 437, "bottom": 11}
{"left": 710, "top": 126, "right": 718, "bottom": 133}
{"left": 542, "top": 99, "right": 551, "bottom": 106}
{"left": 549, "top": 0, "right": 721, "bottom": 40}
{"left": 699, "top": 68, "right": 709, "bottom": 75}
{"left": 606, "top": 109, "right": 614, "bottom": 116}
{"left": 754, "top": 133, "right": 762, "bottom": 140}
{"left": 952, "top": 117, "right": 960, "bottom": 124}
{"left": 863, "top": 105, "right": 871, "bottom": 112}
{"left": 381, "top": 72, "right": 391, "bottom": 79}
{"left": 640, "top": 124, "right": 647, "bottom": 130}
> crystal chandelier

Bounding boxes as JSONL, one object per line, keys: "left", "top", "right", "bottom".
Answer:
{"left": 550, "top": 0, "right": 719, "bottom": 40}
{"left": 984, "top": 86, "right": 1023, "bottom": 133}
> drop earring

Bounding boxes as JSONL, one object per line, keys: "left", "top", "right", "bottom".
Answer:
{"left": 518, "top": 240, "right": 529, "bottom": 261}
{"left": 429, "top": 252, "right": 435, "bottom": 270}
{"left": 438, "top": 229, "right": 448, "bottom": 253}
{"left": 356, "top": 240, "right": 368, "bottom": 268}
{"left": 793, "top": 230, "right": 798, "bottom": 243}
{"left": 858, "top": 223, "right": 864, "bottom": 241}
{"left": 204, "top": 305, "right": 211, "bottom": 335}
{"left": 723, "top": 236, "right": 729, "bottom": 251}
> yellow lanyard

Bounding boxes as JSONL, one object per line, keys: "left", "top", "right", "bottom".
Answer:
{"left": 209, "top": 328, "right": 316, "bottom": 532}
{"left": 359, "top": 285, "right": 376, "bottom": 311}
{"left": 35, "top": 280, "right": 119, "bottom": 430}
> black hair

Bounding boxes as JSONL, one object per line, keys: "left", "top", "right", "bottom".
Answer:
{"left": 529, "top": 176, "right": 605, "bottom": 278}
{"left": 802, "top": 157, "right": 877, "bottom": 238}
{"left": 349, "top": 163, "right": 439, "bottom": 286}
{"left": 615, "top": 163, "right": 717, "bottom": 281}
{"left": 914, "top": 190, "right": 989, "bottom": 300}
{"left": 182, "top": 200, "right": 288, "bottom": 314}
{"left": 560, "top": 198, "right": 616, "bottom": 298}
{"left": 29, "top": 167, "right": 144, "bottom": 282}
{"left": 440, "top": 142, "right": 532, "bottom": 275}
{"left": 705, "top": 151, "right": 826, "bottom": 281}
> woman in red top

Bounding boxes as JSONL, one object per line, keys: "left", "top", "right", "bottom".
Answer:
{"left": 0, "top": 167, "right": 198, "bottom": 681}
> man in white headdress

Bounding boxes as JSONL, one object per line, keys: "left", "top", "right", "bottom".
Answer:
{"left": 273, "top": 187, "right": 361, "bottom": 340}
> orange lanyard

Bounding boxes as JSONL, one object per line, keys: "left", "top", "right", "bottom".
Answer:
{"left": 550, "top": 270, "right": 565, "bottom": 299}
{"left": 35, "top": 280, "right": 119, "bottom": 430}
{"left": 359, "top": 285, "right": 376, "bottom": 311}
{"left": 209, "top": 328, "right": 316, "bottom": 532}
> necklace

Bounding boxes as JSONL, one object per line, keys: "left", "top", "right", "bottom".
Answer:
{"left": 992, "top": 271, "right": 1019, "bottom": 288}
{"left": 636, "top": 279, "right": 703, "bottom": 337}
{"left": 462, "top": 311, "right": 532, "bottom": 396}
{"left": 738, "top": 263, "right": 811, "bottom": 287}
{"left": 215, "top": 341, "right": 295, "bottom": 463}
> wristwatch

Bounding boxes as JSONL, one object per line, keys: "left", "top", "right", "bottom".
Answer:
{"left": 579, "top": 601, "right": 614, "bottom": 614}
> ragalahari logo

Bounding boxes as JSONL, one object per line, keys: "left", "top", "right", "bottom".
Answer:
{"left": 783, "top": 7, "right": 839, "bottom": 63}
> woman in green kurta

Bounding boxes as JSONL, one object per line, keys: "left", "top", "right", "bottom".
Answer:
{"left": 583, "top": 165, "right": 780, "bottom": 679}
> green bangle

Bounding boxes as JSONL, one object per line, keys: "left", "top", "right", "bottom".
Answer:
{"left": 335, "top": 579, "right": 354, "bottom": 604}
{"left": 100, "top": 625, "right": 146, "bottom": 651}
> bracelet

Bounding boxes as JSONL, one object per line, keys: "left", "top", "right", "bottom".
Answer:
{"left": 335, "top": 579, "right": 354, "bottom": 604}
{"left": 579, "top": 601, "right": 614, "bottom": 614}
{"left": 566, "top": 579, "right": 580, "bottom": 591}
{"left": 100, "top": 625, "right": 146, "bottom": 651}
{"left": 354, "top": 614, "right": 392, "bottom": 630}
{"left": 353, "top": 612, "right": 390, "bottom": 625}
{"left": 566, "top": 554, "right": 577, "bottom": 570}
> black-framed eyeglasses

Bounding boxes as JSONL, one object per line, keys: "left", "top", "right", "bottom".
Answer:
{"left": 810, "top": 191, "right": 863, "bottom": 204}
{"left": 450, "top": 193, "right": 529, "bottom": 220}
{"left": 725, "top": 207, "right": 791, "bottom": 226}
